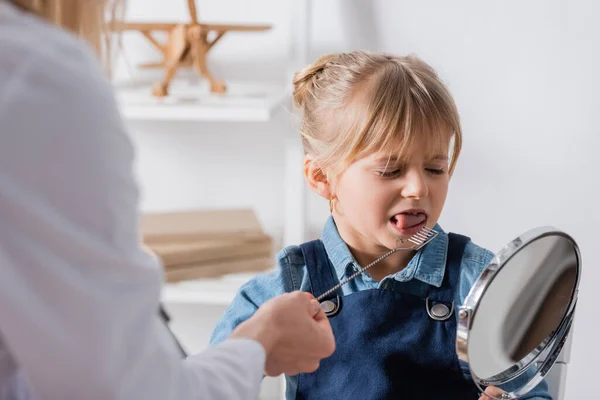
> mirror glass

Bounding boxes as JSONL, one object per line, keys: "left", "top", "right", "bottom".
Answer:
{"left": 466, "top": 233, "right": 579, "bottom": 382}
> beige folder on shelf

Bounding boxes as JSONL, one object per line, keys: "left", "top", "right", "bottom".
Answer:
{"left": 150, "top": 234, "right": 272, "bottom": 266}
{"left": 141, "top": 208, "right": 274, "bottom": 282}
{"left": 141, "top": 208, "right": 266, "bottom": 243}
{"left": 164, "top": 256, "right": 274, "bottom": 283}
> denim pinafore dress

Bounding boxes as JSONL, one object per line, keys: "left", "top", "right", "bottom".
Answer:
{"left": 296, "top": 233, "right": 481, "bottom": 399}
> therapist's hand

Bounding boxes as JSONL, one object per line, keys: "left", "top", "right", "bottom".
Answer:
{"left": 230, "top": 291, "right": 335, "bottom": 376}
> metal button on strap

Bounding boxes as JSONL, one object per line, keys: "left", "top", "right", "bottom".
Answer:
{"left": 321, "top": 300, "right": 336, "bottom": 314}
{"left": 426, "top": 297, "right": 454, "bottom": 321}
{"left": 320, "top": 295, "right": 342, "bottom": 317}
{"left": 431, "top": 303, "right": 450, "bottom": 318}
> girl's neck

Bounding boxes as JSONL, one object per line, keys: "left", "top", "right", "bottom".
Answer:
{"left": 349, "top": 245, "right": 416, "bottom": 282}
{"left": 332, "top": 216, "right": 417, "bottom": 281}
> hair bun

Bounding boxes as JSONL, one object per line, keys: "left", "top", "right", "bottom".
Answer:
{"left": 292, "top": 54, "right": 338, "bottom": 109}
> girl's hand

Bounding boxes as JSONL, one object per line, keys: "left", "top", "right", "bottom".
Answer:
{"left": 479, "top": 386, "right": 507, "bottom": 399}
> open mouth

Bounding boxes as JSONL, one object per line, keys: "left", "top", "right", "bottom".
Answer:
{"left": 390, "top": 210, "right": 428, "bottom": 236}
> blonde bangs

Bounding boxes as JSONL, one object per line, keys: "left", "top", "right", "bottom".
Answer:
{"left": 327, "top": 57, "right": 462, "bottom": 176}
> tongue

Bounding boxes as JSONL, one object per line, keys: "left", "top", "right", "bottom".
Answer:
{"left": 394, "top": 213, "right": 426, "bottom": 229}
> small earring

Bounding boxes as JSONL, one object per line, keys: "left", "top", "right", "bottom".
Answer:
{"left": 329, "top": 198, "right": 334, "bottom": 213}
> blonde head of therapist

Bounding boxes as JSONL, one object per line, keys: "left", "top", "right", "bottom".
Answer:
{"left": 0, "top": 1, "right": 334, "bottom": 399}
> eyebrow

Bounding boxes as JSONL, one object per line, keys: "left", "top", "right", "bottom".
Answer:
{"left": 427, "top": 156, "right": 449, "bottom": 162}
{"left": 375, "top": 155, "right": 449, "bottom": 163}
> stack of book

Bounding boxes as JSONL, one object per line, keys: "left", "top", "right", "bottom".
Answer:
{"left": 141, "top": 209, "right": 274, "bottom": 283}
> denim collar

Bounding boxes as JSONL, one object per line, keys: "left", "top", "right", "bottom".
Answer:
{"left": 320, "top": 215, "right": 448, "bottom": 287}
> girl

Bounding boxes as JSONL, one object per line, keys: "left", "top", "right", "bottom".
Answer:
{"left": 210, "top": 51, "right": 551, "bottom": 400}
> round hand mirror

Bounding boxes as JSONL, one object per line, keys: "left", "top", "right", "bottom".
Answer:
{"left": 456, "top": 227, "right": 580, "bottom": 399}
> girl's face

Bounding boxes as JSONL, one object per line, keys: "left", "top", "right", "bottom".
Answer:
{"left": 330, "top": 138, "right": 450, "bottom": 257}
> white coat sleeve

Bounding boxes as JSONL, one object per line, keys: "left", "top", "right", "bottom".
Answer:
{"left": 0, "top": 33, "right": 265, "bottom": 400}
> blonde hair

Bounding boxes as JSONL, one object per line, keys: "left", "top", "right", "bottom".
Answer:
{"left": 8, "top": 0, "right": 125, "bottom": 74}
{"left": 293, "top": 51, "right": 462, "bottom": 179}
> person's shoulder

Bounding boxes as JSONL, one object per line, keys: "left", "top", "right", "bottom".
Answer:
{"left": 0, "top": 4, "right": 114, "bottom": 138}
{"left": 0, "top": 3, "right": 100, "bottom": 83}
{"left": 0, "top": 4, "right": 125, "bottom": 155}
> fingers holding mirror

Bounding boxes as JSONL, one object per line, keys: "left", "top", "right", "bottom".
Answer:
{"left": 478, "top": 386, "right": 507, "bottom": 400}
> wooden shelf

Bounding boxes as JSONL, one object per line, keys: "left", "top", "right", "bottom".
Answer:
{"left": 160, "top": 272, "right": 269, "bottom": 305}
{"left": 114, "top": 78, "right": 289, "bottom": 122}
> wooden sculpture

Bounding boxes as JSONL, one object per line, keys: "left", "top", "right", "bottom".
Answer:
{"left": 120, "top": 0, "right": 271, "bottom": 97}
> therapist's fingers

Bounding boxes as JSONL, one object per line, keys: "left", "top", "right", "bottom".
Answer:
{"left": 309, "top": 299, "right": 327, "bottom": 321}
{"left": 295, "top": 293, "right": 335, "bottom": 357}
{"left": 305, "top": 297, "right": 334, "bottom": 355}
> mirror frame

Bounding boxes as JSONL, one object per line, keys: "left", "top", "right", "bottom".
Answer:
{"left": 456, "top": 226, "right": 581, "bottom": 399}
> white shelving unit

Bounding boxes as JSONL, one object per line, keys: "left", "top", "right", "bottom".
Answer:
{"left": 115, "top": 78, "right": 289, "bottom": 122}
{"left": 118, "top": 2, "right": 313, "bottom": 398}
{"left": 116, "top": 0, "right": 312, "bottom": 249}
{"left": 117, "top": 75, "right": 307, "bottom": 309}
{"left": 160, "top": 272, "right": 259, "bottom": 305}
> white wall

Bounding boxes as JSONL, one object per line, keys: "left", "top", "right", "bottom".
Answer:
{"left": 122, "top": 1, "right": 599, "bottom": 399}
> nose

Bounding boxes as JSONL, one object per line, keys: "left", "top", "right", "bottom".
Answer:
{"left": 400, "top": 169, "right": 428, "bottom": 199}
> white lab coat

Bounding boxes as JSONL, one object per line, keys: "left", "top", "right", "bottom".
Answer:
{"left": 0, "top": 2, "right": 266, "bottom": 399}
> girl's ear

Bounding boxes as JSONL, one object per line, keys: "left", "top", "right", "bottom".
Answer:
{"left": 304, "top": 154, "right": 333, "bottom": 199}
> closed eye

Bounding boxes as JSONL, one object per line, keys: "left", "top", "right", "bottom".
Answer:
{"left": 426, "top": 168, "right": 445, "bottom": 175}
{"left": 377, "top": 169, "right": 402, "bottom": 178}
